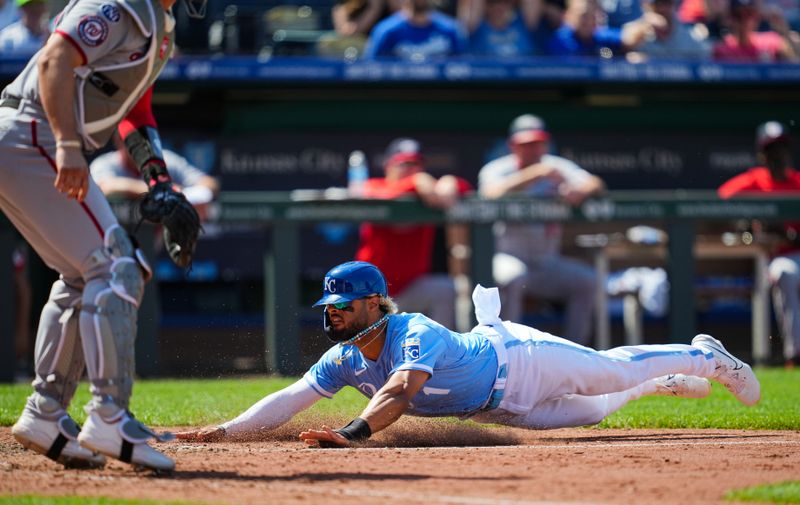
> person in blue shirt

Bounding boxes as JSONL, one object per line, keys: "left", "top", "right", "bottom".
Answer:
{"left": 364, "top": 0, "right": 467, "bottom": 60}
{"left": 177, "top": 261, "right": 760, "bottom": 446}
{"left": 0, "top": 0, "right": 48, "bottom": 56}
{"left": 599, "top": 0, "right": 642, "bottom": 28}
{"left": 460, "top": 0, "right": 539, "bottom": 57}
{"left": 545, "top": 0, "right": 626, "bottom": 56}
{"left": 532, "top": 0, "right": 567, "bottom": 52}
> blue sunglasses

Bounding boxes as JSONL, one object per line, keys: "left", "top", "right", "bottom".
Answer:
{"left": 326, "top": 294, "right": 379, "bottom": 311}
{"left": 329, "top": 301, "right": 353, "bottom": 310}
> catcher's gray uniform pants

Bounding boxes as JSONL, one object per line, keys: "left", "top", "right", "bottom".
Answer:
{"left": 0, "top": 100, "right": 142, "bottom": 415}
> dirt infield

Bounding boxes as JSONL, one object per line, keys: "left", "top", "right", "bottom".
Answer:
{"left": 2, "top": 420, "right": 799, "bottom": 505}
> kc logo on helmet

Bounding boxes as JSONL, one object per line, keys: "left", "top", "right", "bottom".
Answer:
{"left": 325, "top": 277, "right": 351, "bottom": 294}
{"left": 325, "top": 277, "right": 338, "bottom": 293}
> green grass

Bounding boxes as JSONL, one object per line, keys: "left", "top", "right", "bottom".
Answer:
{"left": 726, "top": 481, "right": 800, "bottom": 503}
{"left": 0, "top": 377, "right": 367, "bottom": 427}
{"left": 0, "top": 497, "right": 225, "bottom": 505}
{"left": 1, "top": 368, "right": 798, "bottom": 429}
{"left": 598, "top": 367, "right": 800, "bottom": 430}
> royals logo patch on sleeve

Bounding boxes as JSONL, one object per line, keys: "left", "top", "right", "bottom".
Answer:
{"left": 77, "top": 15, "right": 109, "bottom": 47}
{"left": 402, "top": 337, "right": 421, "bottom": 361}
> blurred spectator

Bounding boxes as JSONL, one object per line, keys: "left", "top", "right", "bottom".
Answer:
{"left": 478, "top": 114, "right": 604, "bottom": 345}
{"left": 0, "top": 0, "right": 18, "bottom": 31}
{"left": 0, "top": 0, "right": 48, "bottom": 56}
{"left": 599, "top": 0, "right": 643, "bottom": 28}
{"left": 678, "top": 0, "right": 727, "bottom": 38}
{"left": 763, "top": 0, "right": 800, "bottom": 32}
{"left": 354, "top": 138, "right": 472, "bottom": 330}
{"left": 622, "top": 0, "right": 711, "bottom": 60}
{"left": 718, "top": 121, "right": 800, "bottom": 367}
{"left": 544, "top": 0, "right": 626, "bottom": 56}
{"left": 532, "top": 0, "right": 566, "bottom": 49}
{"left": 712, "top": 0, "right": 799, "bottom": 62}
{"left": 459, "top": 0, "right": 541, "bottom": 56}
{"left": 90, "top": 136, "right": 220, "bottom": 222}
{"left": 333, "top": 0, "right": 400, "bottom": 36}
{"left": 363, "top": 0, "right": 467, "bottom": 60}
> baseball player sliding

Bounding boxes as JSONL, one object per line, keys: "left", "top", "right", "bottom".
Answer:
{"left": 177, "top": 261, "right": 760, "bottom": 447}
{"left": 2, "top": 0, "right": 204, "bottom": 472}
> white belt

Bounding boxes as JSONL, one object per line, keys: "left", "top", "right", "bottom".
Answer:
{"left": 471, "top": 283, "right": 514, "bottom": 412}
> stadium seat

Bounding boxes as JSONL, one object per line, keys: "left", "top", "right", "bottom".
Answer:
{"left": 315, "top": 33, "right": 367, "bottom": 61}
{"left": 264, "top": 5, "right": 327, "bottom": 56}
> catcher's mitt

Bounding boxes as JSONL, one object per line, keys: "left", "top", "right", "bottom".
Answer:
{"left": 139, "top": 182, "right": 200, "bottom": 268}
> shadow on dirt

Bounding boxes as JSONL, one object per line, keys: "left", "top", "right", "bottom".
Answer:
{"left": 172, "top": 469, "right": 502, "bottom": 482}
{"left": 541, "top": 431, "right": 779, "bottom": 444}
{"left": 202, "top": 417, "right": 523, "bottom": 447}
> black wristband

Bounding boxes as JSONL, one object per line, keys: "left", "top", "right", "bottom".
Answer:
{"left": 335, "top": 417, "right": 372, "bottom": 442}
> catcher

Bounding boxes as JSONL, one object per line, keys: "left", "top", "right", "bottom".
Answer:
{"left": 2, "top": 0, "right": 204, "bottom": 472}
{"left": 177, "top": 261, "right": 760, "bottom": 447}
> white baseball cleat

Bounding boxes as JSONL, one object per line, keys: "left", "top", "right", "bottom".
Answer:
{"left": 691, "top": 334, "right": 761, "bottom": 406}
{"left": 651, "top": 374, "right": 711, "bottom": 398}
{"left": 12, "top": 410, "right": 106, "bottom": 469}
{"left": 78, "top": 408, "right": 175, "bottom": 473}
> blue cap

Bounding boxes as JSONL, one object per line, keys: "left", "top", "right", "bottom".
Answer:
{"left": 313, "top": 261, "right": 388, "bottom": 306}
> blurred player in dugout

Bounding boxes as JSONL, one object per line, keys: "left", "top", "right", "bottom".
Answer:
{"left": 718, "top": 121, "right": 800, "bottom": 367}
{"left": 354, "top": 138, "right": 472, "bottom": 330}
{"left": 90, "top": 136, "right": 220, "bottom": 221}
{"left": 478, "top": 114, "right": 605, "bottom": 345}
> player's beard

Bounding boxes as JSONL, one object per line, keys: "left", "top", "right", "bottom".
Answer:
{"left": 328, "top": 309, "right": 371, "bottom": 343}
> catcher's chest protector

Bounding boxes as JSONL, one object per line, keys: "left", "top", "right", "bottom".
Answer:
{"left": 65, "top": 0, "right": 174, "bottom": 149}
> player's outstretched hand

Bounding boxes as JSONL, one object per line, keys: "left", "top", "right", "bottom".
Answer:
{"left": 175, "top": 426, "right": 226, "bottom": 442}
{"left": 299, "top": 425, "right": 351, "bottom": 448}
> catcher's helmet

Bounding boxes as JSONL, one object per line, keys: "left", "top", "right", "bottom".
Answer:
{"left": 313, "top": 261, "right": 388, "bottom": 307}
{"left": 756, "top": 121, "right": 790, "bottom": 150}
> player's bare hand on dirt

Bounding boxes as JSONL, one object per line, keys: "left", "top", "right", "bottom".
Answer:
{"left": 175, "top": 426, "right": 226, "bottom": 442}
{"left": 54, "top": 146, "right": 89, "bottom": 201}
{"left": 299, "top": 426, "right": 351, "bottom": 448}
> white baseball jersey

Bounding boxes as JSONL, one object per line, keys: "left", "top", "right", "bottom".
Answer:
{"left": 91, "top": 148, "right": 208, "bottom": 188}
{"left": 0, "top": 22, "right": 48, "bottom": 55}
{"left": 478, "top": 153, "right": 594, "bottom": 261}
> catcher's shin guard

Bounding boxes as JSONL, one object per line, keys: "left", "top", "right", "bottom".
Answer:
{"left": 79, "top": 226, "right": 148, "bottom": 409}
{"left": 31, "top": 278, "right": 86, "bottom": 409}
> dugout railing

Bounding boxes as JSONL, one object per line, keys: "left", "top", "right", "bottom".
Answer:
{"left": 4, "top": 190, "right": 800, "bottom": 382}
